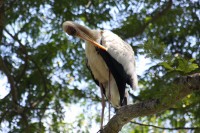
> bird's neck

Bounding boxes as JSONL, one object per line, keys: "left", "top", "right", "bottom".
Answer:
{"left": 77, "top": 24, "right": 101, "bottom": 41}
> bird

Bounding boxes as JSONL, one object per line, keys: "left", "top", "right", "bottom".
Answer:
{"left": 62, "top": 21, "right": 138, "bottom": 130}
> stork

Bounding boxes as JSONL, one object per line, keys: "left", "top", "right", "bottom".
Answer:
{"left": 62, "top": 21, "right": 138, "bottom": 130}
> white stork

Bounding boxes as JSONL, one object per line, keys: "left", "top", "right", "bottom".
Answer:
{"left": 62, "top": 21, "right": 138, "bottom": 129}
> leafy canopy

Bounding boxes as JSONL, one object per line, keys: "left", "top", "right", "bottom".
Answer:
{"left": 0, "top": 0, "right": 199, "bottom": 132}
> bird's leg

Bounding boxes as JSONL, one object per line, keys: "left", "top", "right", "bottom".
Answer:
{"left": 99, "top": 84, "right": 105, "bottom": 130}
{"left": 108, "top": 70, "right": 111, "bottom": 120}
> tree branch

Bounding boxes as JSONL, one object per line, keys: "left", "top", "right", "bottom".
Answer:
{"left": 0, "top": 56, "right": 24, "bottom": 113}
{"left": 101, "top": 73, "right": 200, "bottom": 133}
{"left": 3, "top": 28, "right": 49, "bottom": 110}
{"left": 133, "top": 0, "right": 173, "bottom": 37}
{"left": 131, "top": 121, "right": 200, "bottom": 130}
{"left": 0, "top": 0, "right": 4, "bottom": 43}
{"left": 21, "top": 113, "right": 30, "bottom": 133}
{"left": 0, "top": 57, "right": 17, "bottom": 101}
{"left": 4, "top": 29, "right": 29, "bottom": 84}
{"left": 4, "top": 29, "right": 49, "bottom": 94}
{"left": 113, "top": 0, "right": 173, "bottom": 39}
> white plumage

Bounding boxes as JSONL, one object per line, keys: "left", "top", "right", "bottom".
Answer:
{"left": 85, "top": 34, "right": 120, "bottom": 107}
{"left": 102, "top": 30, "right": 138, "bottom": 89}
{"left": 62, "top": 21, "right": 138, "bottom": 129}
{"left": 85, "top": 30, "right": 137, "bottom": 107}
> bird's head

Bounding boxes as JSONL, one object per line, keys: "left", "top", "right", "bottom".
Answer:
{"left": 62, "top": 21, "right": 107, "bottom": 51}
{"left": 62, "top": 21, "right": 78, "bottom": 36}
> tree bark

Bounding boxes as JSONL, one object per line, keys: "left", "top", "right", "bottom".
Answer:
{"left": 101, "top": 73, "right": 200, "bottom": 133}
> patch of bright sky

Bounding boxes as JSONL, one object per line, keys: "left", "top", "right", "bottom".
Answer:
{"left": 0, "top": 75, "right": 9, "bottom": 99}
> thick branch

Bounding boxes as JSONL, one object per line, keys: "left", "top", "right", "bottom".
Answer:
{"left": 102, "top": 73, "right": 200, "bottom": 133}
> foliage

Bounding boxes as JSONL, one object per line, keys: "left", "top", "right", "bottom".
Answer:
{"left": 0, "top": 0, "right": 199, "bottom": 132}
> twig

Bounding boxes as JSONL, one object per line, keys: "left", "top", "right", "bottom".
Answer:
{"left": 131, "top": 121, "right": 200, "bottom": 130}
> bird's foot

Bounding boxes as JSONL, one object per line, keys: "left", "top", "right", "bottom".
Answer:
{"left": 97, "top": 126, "right": 105, "bottom": 133}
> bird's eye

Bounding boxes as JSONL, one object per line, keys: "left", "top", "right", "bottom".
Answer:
{"left": 67, "top": 26, "right": 77, "bottom": 36}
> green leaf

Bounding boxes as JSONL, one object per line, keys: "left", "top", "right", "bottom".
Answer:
{"left": 159, "top": 62, "right": 174, "bottom": 71}
{"left": 176, "top": 58, "right": 199, "bottom": 73}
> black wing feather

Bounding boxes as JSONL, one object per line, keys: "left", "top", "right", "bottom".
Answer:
{"left": 96, "top": 46, "right": 128, "bottom": 106}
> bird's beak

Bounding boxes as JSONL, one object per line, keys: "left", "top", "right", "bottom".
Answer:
{"left": 77, "top": 31, "right": 108, "bottom": 51}
{"left": 62, "top": 21, "right": 107, "bottom": 51}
